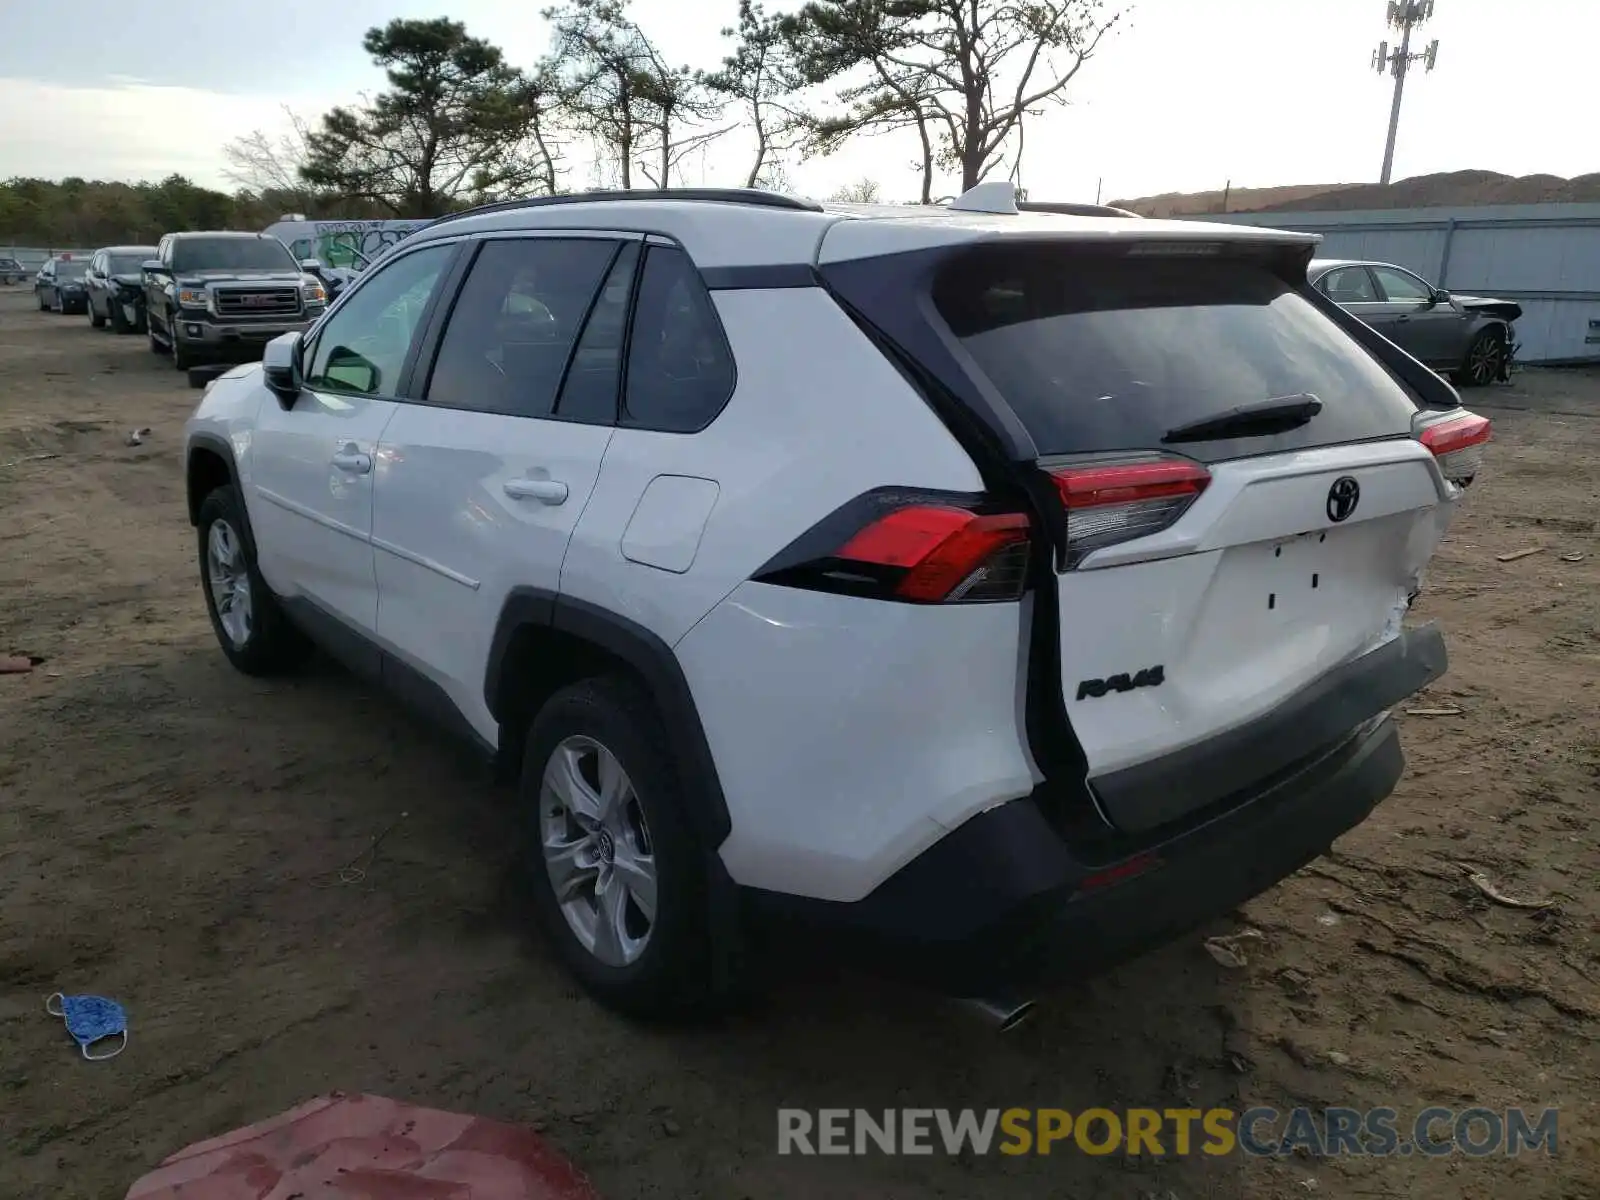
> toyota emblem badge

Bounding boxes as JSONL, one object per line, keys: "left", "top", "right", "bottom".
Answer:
{"left": 1326, "top": 476, "right": 1361, "bottom": 523}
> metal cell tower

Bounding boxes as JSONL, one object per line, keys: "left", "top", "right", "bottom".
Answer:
{"left": 1372, "top": 0, "right": 1441, "bottom": 185}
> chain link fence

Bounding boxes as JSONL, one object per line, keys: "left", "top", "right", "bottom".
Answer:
{"left": 1, "top": 246, "right": 93, "bottom": 285}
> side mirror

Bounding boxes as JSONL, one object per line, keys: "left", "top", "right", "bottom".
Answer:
{"left": 262, "top": 332, "right": 304, "bottom": 403}
{"left": 142, "top": 260, "right": 166, "bottom": 275}
{"left": 300, "top": 258, "right": 325, "bottom": 273}
{"left": 1432, "top": 288, "right": 1452, "bottom": 305}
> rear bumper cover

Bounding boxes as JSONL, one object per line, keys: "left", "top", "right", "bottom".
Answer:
{"left": 1094, "top": 621, "right": 1448, "bottom": 833}
{"left": 750, "top": 623, "right": 1445, "bottom": 994}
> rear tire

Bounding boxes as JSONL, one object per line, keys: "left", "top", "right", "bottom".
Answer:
{"left": 520, "top": 676, "right": 725, "bottom": 1020}
{"left": 195, "top": 484, "right": 310, "bottom": 677}
{"left": 1455, "top": 327, "right": 1507, "bottom": 388}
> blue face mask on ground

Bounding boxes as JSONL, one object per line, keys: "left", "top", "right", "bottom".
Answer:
{"left": 46, "top": 993, "right": 128, "bottom": 1061}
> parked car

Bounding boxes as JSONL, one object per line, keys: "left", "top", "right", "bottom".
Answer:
{"left": 35, "top": 255, "right": 89, "bottom": 313}
{"left": 0, "top": 256, "right": 24, "bottom": 285}
{"left": 1309, "top": 258, "right": 1520, "bottom": 387}
{"left": 85, "top": 245, "right": 158, "bottom": 333}
{"left": 144, "top": 232, "right": 328, "bottom": 371}
{"left": 182, "top": 185, "right": 1488, "bottom": 1021}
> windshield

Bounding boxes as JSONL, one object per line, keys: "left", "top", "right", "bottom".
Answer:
{"left": 109, "top": 253, "right": 151, "bottom": 274}
{"left": 54, "top": 261, "right": 88, "bottom": 279}
{"left": 172, "top": 237, "right": 297, "bottom": 274}
{"left": 931, "top": 246, "right": 1421, "bottom": 462}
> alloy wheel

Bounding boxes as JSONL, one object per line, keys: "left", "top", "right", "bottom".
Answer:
{"left": 539, "top": 735, "right": 658, "bottom": 967}
{"left": 206, "top": 519, "right": 253, "bottom": 647}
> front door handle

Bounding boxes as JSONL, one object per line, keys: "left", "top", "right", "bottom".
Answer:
{"left": 503, "top": 477, "right": 569, "bottom": 505}
{"left": 331, "top": 447, "right": 372, "bottom": 474}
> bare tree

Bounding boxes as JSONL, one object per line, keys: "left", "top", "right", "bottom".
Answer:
{"left": 703, "top": 0, "right": 810, "bottom": 188}
{"left": 634, "top": 59, "right": 733, "bottom": 188}
{"left": 828, "top": 177, "right": 883, "bottom": 203}
{"left": 546, "top": 0, "right": 731, "bottom": 190}
{"left": 785, "top": 0, "right": 1123, "bottom": 194}
{"left": 221, "top": 110, "right": 314, "bottom": 199}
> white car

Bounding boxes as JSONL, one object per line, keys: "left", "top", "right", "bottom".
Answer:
{"left": 183, "top": 184, "right": 1490, "bottom": 1021}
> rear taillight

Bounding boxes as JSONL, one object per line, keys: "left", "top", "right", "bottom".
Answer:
{"left": 1048, "top": 457, "right": 1211, "bottom": 567}
{"left": 754, "top": 493, "right": 1032, "bottom": 604}
{"left": 1418, "top": 411, "right": 1491, "bottom": 486}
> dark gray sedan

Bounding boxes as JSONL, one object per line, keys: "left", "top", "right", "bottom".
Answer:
{"left": 1309, "top": 258, "right": 1520, "bottom": 387}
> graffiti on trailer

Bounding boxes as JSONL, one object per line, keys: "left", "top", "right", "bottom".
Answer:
{"left": 279, "top": 221, "right": 431, "bottom": 270}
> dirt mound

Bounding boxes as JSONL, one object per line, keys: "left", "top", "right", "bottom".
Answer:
{"left": 1114, "top": 170, "right": 1600, "bottom": 216}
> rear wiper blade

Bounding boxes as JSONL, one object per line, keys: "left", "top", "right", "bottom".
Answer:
{"left": 1161, "top": 393, "right": 1323, "bottom": 444}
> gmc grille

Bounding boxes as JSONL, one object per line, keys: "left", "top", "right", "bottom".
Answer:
{"left": 213, "top": 287, "right": 301, "bottom": 318}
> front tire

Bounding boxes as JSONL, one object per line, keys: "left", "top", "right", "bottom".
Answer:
{"left": 170, "top": 314, "right": 199, "bottom": 370}
{"left": 90, "top": 298, "right": 106, "bottom": 328}
{"left": 1456, "top": 327, "right": 1507, "bottom": 387}
{"left": 110, "top": 301, "right": 131, "bottom": 334}
{"left": 195, "top": 485, "right": 309, "bottom": 676}
{"left": 521, "top": 677, "right": 721, "bottom": 1019}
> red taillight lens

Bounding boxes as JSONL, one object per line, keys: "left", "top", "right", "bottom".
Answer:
{"left": 839, "top": 507, "right": 1031, "bottom": 603}
{"left": 1048, "top": 458, "right": 1211, "bottom": 567}
{"left": 1418, "top": 411, "right": 1491, "bottom": 485}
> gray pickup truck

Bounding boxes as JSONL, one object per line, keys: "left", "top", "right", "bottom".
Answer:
{"left": 144, "top": 232, "right": 328, "bottom": 370}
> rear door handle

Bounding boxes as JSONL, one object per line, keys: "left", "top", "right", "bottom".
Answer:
{"left": 331, "top": 447, "right": 372, "bottom": 474}
{"left": 503, "top": 478, "right": 569, "bottom": 505}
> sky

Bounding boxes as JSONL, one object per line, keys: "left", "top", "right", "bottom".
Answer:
{"left": 0, "top": 0, "right": 1593, "bottom": 205}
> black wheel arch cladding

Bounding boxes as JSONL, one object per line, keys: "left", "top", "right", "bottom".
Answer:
{"left": 486, "top": 587, "right": 733, "bottom": 849}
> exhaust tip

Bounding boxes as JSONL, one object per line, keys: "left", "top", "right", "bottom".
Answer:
{"left": 955, "top": 996, "right": 1038, "bottom": 1032}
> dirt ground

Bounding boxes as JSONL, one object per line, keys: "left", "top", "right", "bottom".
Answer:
{"left": 1, "top": 285, "right": 1596, "bottom": 1200}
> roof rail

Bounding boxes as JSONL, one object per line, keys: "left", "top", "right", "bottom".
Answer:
{"left": 422, "top": 187, "right": 825, "bottom": 231}
{"left": 1017, "top": 200, "right": 1141, "bottom": 218}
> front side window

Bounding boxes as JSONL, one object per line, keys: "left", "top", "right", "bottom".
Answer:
{"left": 303, "top": 244, "right": 453, "bottom": 397}
{"left": 424, "top": 237, "right": 618, "bottom": 418}
{"left": 1372, "top": 266, "right": 1434, "bottom": 304}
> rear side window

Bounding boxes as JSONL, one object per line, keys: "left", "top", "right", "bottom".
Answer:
{"left": 931, "top": 247, "right": 1422, "bottom": 461}
{"left": 425, "top": 237, "right": 618, "bottom": 418}
{"left": 623, "top": 245, "right": 735, "bottom": 433}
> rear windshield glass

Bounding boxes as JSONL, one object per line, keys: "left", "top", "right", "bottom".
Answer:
{"left": 172, "top": 237, "right": 297, "bottom": 273}
{"left": 931, "top": 248, "right": 1420, "bottom": 460}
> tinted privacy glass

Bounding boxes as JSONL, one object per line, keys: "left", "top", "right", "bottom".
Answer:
{"left": 171, "top": 238, "right": 297, "bottom": 273}
{"left": 305, "top": 244, "right": 452, "bottom": 396}
{"left": 623, "top": 245, "right": 735, "bottom": 433}
{"left": 932, "top": 248, "right": 1421, "bottom": 461}
{"left": 556, "top": 242, "right": 639, "bottom": 424}
{"left": 426, "top": 237, "right": 617, "bottom": 418}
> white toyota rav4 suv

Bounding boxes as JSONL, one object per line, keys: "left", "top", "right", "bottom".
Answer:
{"left": 184, "top": 184, "right": 1489, "bottom": 1020}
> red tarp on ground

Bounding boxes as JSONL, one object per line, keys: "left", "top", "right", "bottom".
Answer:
{"left": 124, "top": 1092, "right": 601, "bottom": 1199}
